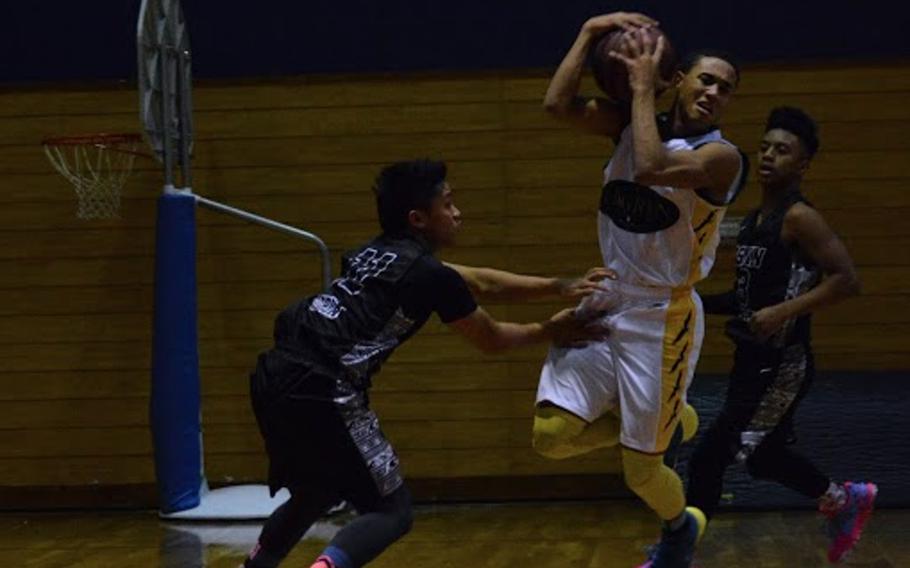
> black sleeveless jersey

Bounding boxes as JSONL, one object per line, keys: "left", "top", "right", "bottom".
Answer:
{"left": 266, "top": 234, "right": 477, "bottom": 398}
{"left": 727, "top": 191, "right": 820, "bottom": 348}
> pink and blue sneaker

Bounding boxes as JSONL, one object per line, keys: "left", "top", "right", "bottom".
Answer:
{"left": 821, "top": 481, "right": 878, "bottom": 564}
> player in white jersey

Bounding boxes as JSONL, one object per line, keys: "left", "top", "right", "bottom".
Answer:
{"left": 535, "top": 13, "right": 746, "bottom": 568}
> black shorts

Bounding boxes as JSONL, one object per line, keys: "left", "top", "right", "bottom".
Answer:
{"left": 720, "top": 343, "right": 815, "bottom": 459}
{"left": 250, "top": 355, "right": 403, "bottom": 511}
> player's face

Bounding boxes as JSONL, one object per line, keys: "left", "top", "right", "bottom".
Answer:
{"left": 758, "top": 129, "right": 810, "bottom": 188}
{"left": 675, "top": 57, "right": 737, "bottom": 129}
{"left": 413, "top": 183, "right": 462, "bottom": 249}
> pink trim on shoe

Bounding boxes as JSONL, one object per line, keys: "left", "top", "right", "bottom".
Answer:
{"left": 310, "top": 555, "right": 336, "bottom": 568}
{"left": 826, "top": 482, "right": 878, "bottom": 564}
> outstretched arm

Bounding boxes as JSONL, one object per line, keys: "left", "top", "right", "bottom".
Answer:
{"left": 445, "top": 263, "right": 615, "bottom": 303}
{"left": 448, "top": 306, "right": 608, "bottom": 354}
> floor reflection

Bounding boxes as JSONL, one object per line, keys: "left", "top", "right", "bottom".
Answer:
{"left": 158, "top": 516, "right": 348, "bottom": 567}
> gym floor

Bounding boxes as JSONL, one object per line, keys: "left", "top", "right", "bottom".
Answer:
{"left": 1, "top": 500, "right": 904, "bottom": 567}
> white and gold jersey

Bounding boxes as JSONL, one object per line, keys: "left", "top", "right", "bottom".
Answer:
{"left": 598, "top": 122, "right": 747, "bottom": 290}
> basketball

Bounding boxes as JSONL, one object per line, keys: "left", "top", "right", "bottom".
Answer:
{"left": 590, "top": 27, "right": 677, "bottom": 103}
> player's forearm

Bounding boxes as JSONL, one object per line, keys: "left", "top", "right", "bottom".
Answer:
{"left": 447, "top": 263, "right": 562, "bottom": 302}
{"left": 478, "top": 269, "right": 561, "bottom": 302}
{"left": 629, "top": 88, "right": 667, "bottom": 180}
{"left": 479, "top": 320, "right": 550, "bottom": 353}
{"left": 774, "top": 273, "right": 860, "bottom": 320}
{"left": 543, "top": 28, "right": 596, "bottom": 114}
{"left": 701, "top": 290, "right": 737, "bottom": 315}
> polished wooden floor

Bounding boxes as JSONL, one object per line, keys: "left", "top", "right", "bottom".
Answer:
{"left": 0, "top": 501, "right": 905, "bottom": 567}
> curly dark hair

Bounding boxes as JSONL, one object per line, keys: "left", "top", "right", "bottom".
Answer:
{"left": 765, "top": 106, "right": 820, "bottom": 158}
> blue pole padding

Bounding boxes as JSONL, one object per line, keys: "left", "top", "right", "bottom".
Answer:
{"left": 150, "top": 192, "right": 203, "bottom": 514}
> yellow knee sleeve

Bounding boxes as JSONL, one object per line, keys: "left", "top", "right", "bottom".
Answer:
{"left": 621, "top": 448, "right": 685, "bottom": 521}
{"left": 681, "top": 403, "right": 699, "bottom": 442}
{"left": 532, "top": 406, "right": 586, "bottom": 460}
{"left": 573, "top": 410, "right": 621, "bottom": 449}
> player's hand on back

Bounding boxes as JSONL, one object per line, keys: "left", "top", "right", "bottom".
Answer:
{"left": 559, "top": 267, "right": 618, "bottom": 299}
{"left": 546, "top": 307, "right": 609, "bottom": 348}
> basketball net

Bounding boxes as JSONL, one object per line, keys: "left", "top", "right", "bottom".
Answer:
{"left": 42, "top": 133, "right": 143, "bottom": 219}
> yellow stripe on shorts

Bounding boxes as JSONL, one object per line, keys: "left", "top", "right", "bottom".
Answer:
{"left": 656, "top": 287, "right": 697, "bottom": 451}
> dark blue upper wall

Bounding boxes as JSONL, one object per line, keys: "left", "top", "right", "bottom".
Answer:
{"left": 4, "top": 1, "right": 908, "bottom": 84}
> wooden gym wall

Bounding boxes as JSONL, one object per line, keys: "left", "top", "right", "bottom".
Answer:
{"left": 0, "top": 62, "right": 906, "bottom": 505}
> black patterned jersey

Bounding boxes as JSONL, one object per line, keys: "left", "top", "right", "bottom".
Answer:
{"left": 263, "top": 234, "right": 477, "bottom": 399}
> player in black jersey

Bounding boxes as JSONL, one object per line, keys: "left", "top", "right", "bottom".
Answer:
{"left": 241, "top": 159, "right": 611, "bottom": 568}
{"left": 686, "top": 107, "right": 876, "bottom": 564}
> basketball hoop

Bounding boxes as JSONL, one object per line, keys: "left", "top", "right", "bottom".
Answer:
{"left": 42, "top": 133, "right": 143, "bottom": 219}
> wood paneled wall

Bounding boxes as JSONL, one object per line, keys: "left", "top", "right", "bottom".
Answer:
{"left": 0, "top": 63, "right": 907, "bottom": 501}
